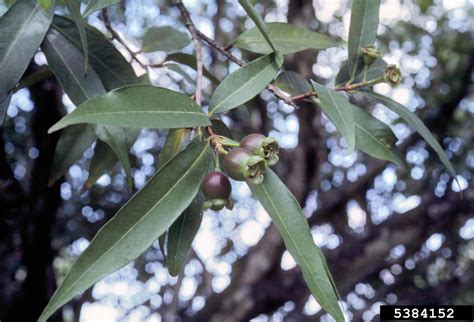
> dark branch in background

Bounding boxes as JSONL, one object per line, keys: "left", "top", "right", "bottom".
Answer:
{"left": 172, "top": 0, "right": 204, "bottom": 106}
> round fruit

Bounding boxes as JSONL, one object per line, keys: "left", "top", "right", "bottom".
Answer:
{"left": 240, "top": 133, "right": 280, "bottom": 166}
{"left": 201, "top": 171, "right": 232, "bottom": 199}
{"left": 223, "top": 148, "right": 266, "bottom": 184}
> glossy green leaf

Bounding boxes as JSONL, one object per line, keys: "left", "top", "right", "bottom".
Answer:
{"left": 209, "top": 53, "right": 282, "bottom": 115}
{"left": 361, "top": 91, "right": 457, "bottom": 175}
{"left": 167, "top": 194, "right": 204, "bottom": 276}
{"left": 352, "top": 104, "right": 405, "bottom": 167}
{"left": 141, "top": 26, "right": 191, "bottom": 53}
{"left": 42, "top": 27, "right": 135, "bottom": 188}
{"left": 49, "top": 85, "right": 211, "bottom": 132}
{"left": 336, "top": 58, "right": 387, "bottom": 86}
{"left": 83, "top": 140, "right": 118, "bottom": 191}
{"left": 248, "top": 169, "right": 344, "bottom": 322}
{"left": 0, "top": 0, "right": 54, "bottom": 103}
{"left": 52, "top": 16, "right": 139, "bottom": 90}
{"left": 49, "top": 124, "right": 96, "bottom": 185}
{"left": 312, "top": 81, "right": 355, "bottom": 151}
{"left": 347, "top": 0, "right": 381, "bottom": 80}
{"left": 275, "top": 71, "right": 311, "bottom": 96}
{"left": 39, "top": 141, "right": 212, "bottom": 322}
{"left": 156, "top": 128, "right": 186, "bottom": 170}
{"left": 238, "top": 0, "right": 276, "bottom": 53}
{"left": 41, "top": 27, "right": 105, "bottom": 105}
{"left": 166, "top": 53, "right": 220, "bottom": 84}
{"left": 65, "top": 0, "right": 89, "bottom": 73}
{"left": 234, "top": 22, "right": 337, "bottom": 55}
{"left": 83, "top": 0, "right": 119, "bottom": 17}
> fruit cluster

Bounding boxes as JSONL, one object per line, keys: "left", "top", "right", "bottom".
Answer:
{"left": 201, "top": 133, "right": 280, "bottom": 211}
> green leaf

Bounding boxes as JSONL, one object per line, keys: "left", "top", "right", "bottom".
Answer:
{"left": 234, "top": 22, "right": 337, "bottom": 55}
{"left": 311, "top": 81, "right": 355, "bottom": 151}
{"left": 275, "top": 71, "right": 311, "bottom": 96}
{"left": 347, "top": 0, "right": 381, "bottom": 80}
{"left": 83, "top": 0, "right": 119, "bottom": 17}
{"left": 52, "top": 15, "right": 139, "bottom": 90}
{"left": 336, "top": 58, "right": 387, "bottom": 86}
{"left": 248, "top": 169, "right": 344, "bottom": 322}
{"left": 49, "top": 85, "right": 211, "bottom": 132}
{"left": 210, "top": 119, "right": 233, "bottom": 139}
{"left": 41, "top": 27, "right": 105, "bottom": 105}
{"left": 361, "top": 91, "right": 457, "bottom": 175}
{"left": 166, "top": 53, "right": 220, "bottom": 85}
{"left": 49, "top": 124, "right": 96, "bottom": 185}
{"left": 0, "top": 0, "right": 54, "bottom": 103}
{"left": 165, "top": 63, "right": 195, "bottom": 84}
{"left": 167, "top": 194, "right": 204, "bottom": 276}
{"left": 141, "top": 26, "right": 191, "bottom": 53}
{"left": 39, "top": 141, "right": 212, "bottom": 322}
{"left": 94, "top": 125, "right": 134, "bottom": 190}
{"left": 65, "top": 0, "right": 89, "bottom": 73}
{"left": 156, "top": 128, "right": 186, "bottom": 170}
{"left": 37, "top": 0, "right": 54, "bottom": 10}
{"left": 42, "top": 27, "right": 135, "bottom": 188}
{"left": 0, "top": 94, "right": 12, "bottom": 126}
{"left": 209, "top": 53, "right": 282, "bottom": 115}
{"left": 238, "top": 0, "right": 277, "bottom": 53}
{"left": 352, "top": 104, "right": 405, "bottom": 167}
{"left": 83, "top": 140, "right": 118, "bottom": 191}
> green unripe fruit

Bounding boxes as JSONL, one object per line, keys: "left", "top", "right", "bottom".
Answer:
{"left": 224, "top": 148, "right": 266, "bottom": 184}
{"left": 239, "top": 133, "right": 280, "bottom": 166}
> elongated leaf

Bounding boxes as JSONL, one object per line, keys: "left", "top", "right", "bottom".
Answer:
{"left": 39, "top": 141, "right": 212, "bottom": 322}
{"left": 83, "top": 0, "right": 119, "bottom": 17}
{"left": 0, "top": 0, "right": 54, "bottom": 103}
{"left": 52, "top": 16, "right": 139, "bottom": 90}
{"left": 141, "top": 26, "right": 191, "bottom": 53}
{"left": 49, "top": 124, "right": 96, "bottom": 185}
{"left": 248, "top": 169, "right": 344, "bottom": 321}
{"left": 0, "top": 94, "right": 12, "bottom": 126}
{"left": 312, "top": 81, "right": 355, "bottom": 151}
{"left": 352, "top": 104, "right": 405, "bottom": 167}
{"left": 65, "top": 0, "right": 89, "bottom": 73}
{"left": 361, "top": 91, "right": 456, "bottom": 175}
{"left": 347, "top": 0, "right": 381, "bottom": 80}
{"left": 238, "top": 0, "right": 276, "bottom": 53}
{"left": 234, "top": 22, "right": 337, "bottom": 55}
{"left": 166, "top": 63, "right": 195, "bottom": 84}
{"left": 49, "top": 85, "right": 211, "bottom": 132}
{"left": 156, "top": 128, "right": 186, "bottom": 170}
{"left": 167, "top": 194, "right": 204, "bottom": 276}
{"left": 210, "top": 119, "right": 233, "bottom": 139}
{"left": 42, "top": 27, "right": 137, "bottom": 188}
{"left": 209, "top": 53, "right": 282, "bottom": 115}
{"left": 94, "top": 125, "right": 133, "bottom": 189}
{"left": 275, "top": 71, "right": 311, "bottom": 96}
{"left": 166, "top": 53, "right": 219, "bottom": 84}
{"left": 336, "top": 58, "right": 387, "bottom": 86}
{"left": 83, "top": 140, "right": 118, "bottom": 191}
{"left": 37, "top": 0, "right": 53, "bottom": 10}
{"left": 41, "top": 27, "right": 105, "bottom": 105}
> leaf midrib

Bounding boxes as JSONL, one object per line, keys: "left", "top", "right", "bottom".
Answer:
{"left": 325, "top": 89, "right": 353, "bottom": 147}
{"left": 210, "top": 56, "right": 277, "bottom": 114}
{"left": 51, "top": 143, "right": 208, "bottom": 307}
{"left": 258, "top": 183, "right": 341, "bottom": 318}
{"left": 349, "top": 0, "right": 370, "bottom": 76}
{"left": 355, "top": 122, "right": 395, "bottom": 157}
{"left": 1, "top": 4, "right": 40, "bottom": 69}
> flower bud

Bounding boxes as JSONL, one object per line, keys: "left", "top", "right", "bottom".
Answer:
{"left": 201, "top": 171, "right": 233, "bottom": 211}
{"left": 383, "top": 64, "right": 402, "bottom": 86}
{"left": 223, "top": 148, "right": 266, "bottom": 184}
{"left": 239, "top": 133, "right": 280, "bottom": 166}
{"left": 360, "top": 45, "right": 382, "bottom": 66}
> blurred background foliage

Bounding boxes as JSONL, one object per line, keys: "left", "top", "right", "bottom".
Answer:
{"left": 0, "top": 0, "right": 473, "bottom": 321}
